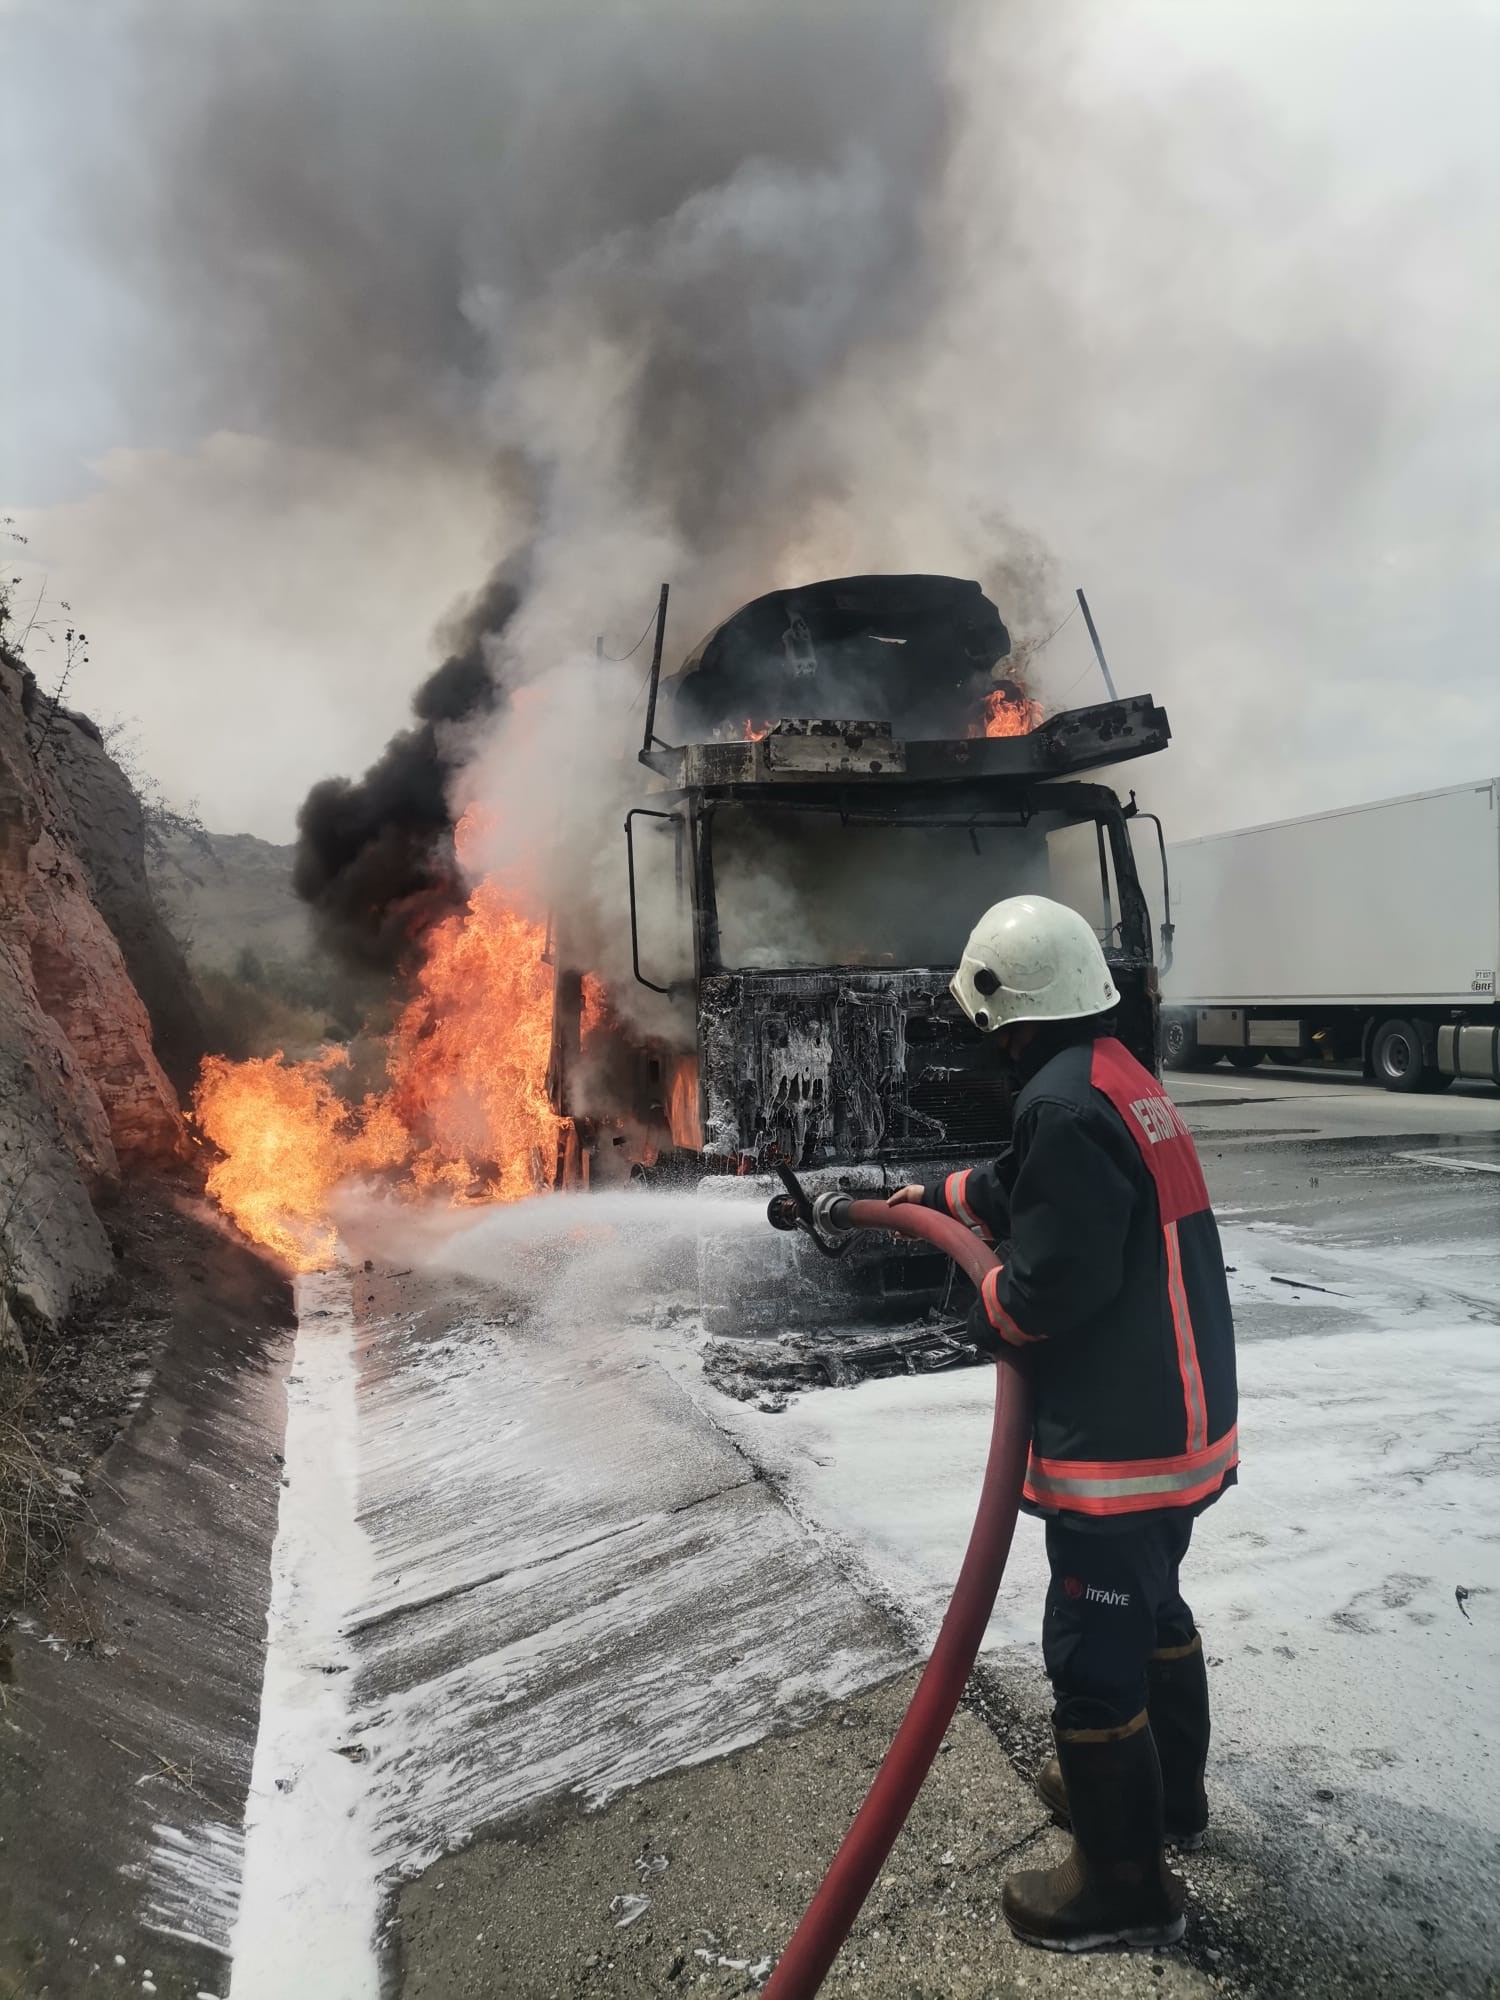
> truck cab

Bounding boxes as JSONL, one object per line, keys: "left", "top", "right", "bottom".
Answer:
{"left": 548, "top": 574, "right": 1174, "bottom": 1318}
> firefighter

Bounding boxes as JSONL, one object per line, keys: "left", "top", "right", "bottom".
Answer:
{"left": 888, "top": 893, "right": 1237, "bottom": 1953}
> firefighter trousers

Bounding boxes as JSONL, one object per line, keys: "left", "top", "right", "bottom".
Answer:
{"left": 1042, "top": 1514, "right": 1196, "bottom": 1724}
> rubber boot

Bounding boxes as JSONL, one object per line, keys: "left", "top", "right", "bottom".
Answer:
{"left": 1003, "top": 1706, "right": 1185, "bottom": 1952}
{"left": 1147, "top": 1633, "right": 1210, "bottom": 1848}
{"left": 1035, "top": 1635, "right": 1211, "bottom": 1851}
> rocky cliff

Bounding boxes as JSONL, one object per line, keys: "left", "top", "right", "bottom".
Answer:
{"left": 1, "top": 648, "right": 194, "bottom": 1356}
{"left": 45, "top": 722, "right": 209, "bottom": 1097}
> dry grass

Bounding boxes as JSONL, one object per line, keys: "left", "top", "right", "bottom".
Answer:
{"left": 0, "top": 1365, "right": 85, "bottom": 1610}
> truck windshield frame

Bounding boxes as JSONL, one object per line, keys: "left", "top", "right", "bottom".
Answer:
{"left": 690, "top": 781, "right": 1151, "bottom": 979}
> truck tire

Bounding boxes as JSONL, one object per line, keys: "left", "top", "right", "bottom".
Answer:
{"left": 1371, "top": 1017, "right": 1430, "bottom": 1093}
{"left": 1162, "top": 1015, "right": 1218, "bottom": 1071}
{"left": 1227, "top": 1048, "right": 1265, "bottom": 1070}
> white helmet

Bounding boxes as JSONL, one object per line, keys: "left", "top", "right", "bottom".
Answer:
{"left": 950, "top": 894, "right": 1119, "bottom": 1034}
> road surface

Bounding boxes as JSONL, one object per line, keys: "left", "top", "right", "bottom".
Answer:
{"left": 276, "top": 1062, "right": 1498, "bottom": 1998}
{"left": 4, "top": 1066, "right": 1495, "bottom": 1998}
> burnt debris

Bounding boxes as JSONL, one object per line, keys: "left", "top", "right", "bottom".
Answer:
{"left": 667, "top": 574, "right": 1011, "bottom": 742}
{"left": 702, "top": 1320, "right": 987, "bottom": 1403}
{"left": 699, "top": 968, "right": 1013, "bottom": 1167}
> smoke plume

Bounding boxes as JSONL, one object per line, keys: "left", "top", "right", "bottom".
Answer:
{"left": 293, "top": 564, "right": 524, "bottom": 970}
{"left": 17, "top": 0, "right": 1494, "bottom": 929}
{"left": 91, "top": 0, "right": 991, "bottom": 972}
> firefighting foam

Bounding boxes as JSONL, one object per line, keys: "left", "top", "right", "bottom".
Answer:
{"left": 192, "top": 877, "right": 563, "bottom": 1270}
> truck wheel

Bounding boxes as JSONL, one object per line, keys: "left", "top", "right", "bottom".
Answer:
{"left": 1371, "top": 1017, "right": 1429, "bottom": 1093}
{"left": 1162, "top": 1016, "right": 1218, "bottom": 1071}
{"left": 1227, "top": 1048, "right": 1265, "bottom": 1070}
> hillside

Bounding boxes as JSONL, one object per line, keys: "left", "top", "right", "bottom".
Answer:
{"left": 1, "top": 646, "right": 194, "bottom": 1357}
{"left": 148, "top": 828, "right": 314, "bottom": 974}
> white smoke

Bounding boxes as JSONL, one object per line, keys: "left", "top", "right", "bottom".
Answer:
{"left": 447, "top": 0, "right": 1500, "bottom": 1010}
{"left": 8, "top": 0, "right": 1495, "bottom": 903}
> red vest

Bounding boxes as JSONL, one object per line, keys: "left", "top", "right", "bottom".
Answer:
{"left": 954, "top": 1037, "right": 1239, "bottom": 1521}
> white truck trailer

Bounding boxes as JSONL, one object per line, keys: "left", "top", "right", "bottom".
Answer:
{"left": 1159, "top": 777, "right": 1500, "bottom": 1091}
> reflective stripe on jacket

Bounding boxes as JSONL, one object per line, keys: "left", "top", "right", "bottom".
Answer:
{"left": 926, "top": 1035, "right": 1238, "bottom": 1526}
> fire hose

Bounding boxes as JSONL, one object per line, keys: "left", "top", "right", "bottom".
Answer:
{"left": 760, "top": 1165, "right": 1034, "bottom": 1999}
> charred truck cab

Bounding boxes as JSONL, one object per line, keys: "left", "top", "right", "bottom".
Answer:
{"left": 548, "top": 575, "right": 1173, "bottom": 1323}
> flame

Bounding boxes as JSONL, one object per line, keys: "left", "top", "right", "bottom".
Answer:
{"left": 193, "top": 1047, "right": 404, "bottom": 1270}
{"left": 192, "top": 877, "right": 564, "bottom": 1270}
{"left": 666, "top": 1056, "right": 703, "bottom": 1151}
{"left": 581, "top": 971, "right": 610, "bottom": 1035}
{"left": 969, "top": 687, "right": 1045, "bottom": 738}
{"left": 742, "top": 717, "right": 774, "bottom": 741}
{"left": 387, "top": 879, "right": 560, "bottom": 1204}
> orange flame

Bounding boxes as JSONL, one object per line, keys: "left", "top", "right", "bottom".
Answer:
{"left": 194, "top": 1048, "right": 405, "bottom": 1270}
{"left": 387, "top": 879, "right": 560, "bottom": 1204}
{"left": 969, "top": 687, "right": 1045, "bottom": 738}
{"left": 192, "top": 878, "right": 564, "bottom": 1270}
{"left": 742, "top": 717, "right": 774, "bottom": 741}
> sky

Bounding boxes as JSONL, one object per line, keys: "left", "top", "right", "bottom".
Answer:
{"left": 2, "top": 0, "right": 1496, "bottom": 844}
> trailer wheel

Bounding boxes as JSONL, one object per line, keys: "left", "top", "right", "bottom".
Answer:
{"left": 1371, "top": 1017, "right": 1429, "bottom": 1093}
{"left": 1227, "top": 1048, "right": 1265, "bottom": 1070}
{"left": 1162, "top": 1016, "right": 1218, "bottom": 1071}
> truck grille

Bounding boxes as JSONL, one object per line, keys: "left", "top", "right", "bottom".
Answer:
{"left": 905, "top": 1069, "right": 1013, "bottom": 1151}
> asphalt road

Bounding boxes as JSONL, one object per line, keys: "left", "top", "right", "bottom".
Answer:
{"left": 1152, "top": 1064, "right": 1497, "bottom": 1994}
{"left": 1173, "top": 1057, "right": 1500, "bottom": 1128}
{"left": 1169, "top": 1061, "right": 1500, "bottom": 1252}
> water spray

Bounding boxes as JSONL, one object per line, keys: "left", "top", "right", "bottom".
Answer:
{"left": 761, "top": 1163, "right": 1033, "bottom": 1997}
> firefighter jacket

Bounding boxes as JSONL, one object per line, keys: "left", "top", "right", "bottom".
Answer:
{"left": 925, "top": 1033, "right": 1238, "bottom": 1528}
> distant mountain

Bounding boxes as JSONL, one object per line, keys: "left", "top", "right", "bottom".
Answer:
{"left": 149, "top": 830, "right": 314, "bottom": 975}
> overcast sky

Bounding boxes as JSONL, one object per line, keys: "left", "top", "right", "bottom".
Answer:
{"left": 3, "top": 0, "right": 1496, "bottom": 843}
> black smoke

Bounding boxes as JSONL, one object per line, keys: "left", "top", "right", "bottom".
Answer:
{"left": 292, "top": 567, "right": 523, "bottom": 971}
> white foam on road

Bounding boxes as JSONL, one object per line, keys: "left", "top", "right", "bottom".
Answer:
{"left": 141, "top": 1818, "right": 242, "bottom": 1958}
{"left": 344, "top": 1286, "right": 903, "bottom": 1881}
{"left": 228, "top": 1272, "right": 378, "bottom": 2000}
{"left": 225, "top": 1220, "right": 903, "bottom": 1989}
{"left": 691, "top": 1221, "right": 1500, "bottom": 1859}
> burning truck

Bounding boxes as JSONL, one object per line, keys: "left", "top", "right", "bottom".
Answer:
{"left": 545, "top": 573, "right": 1174, "bottom": 1323}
